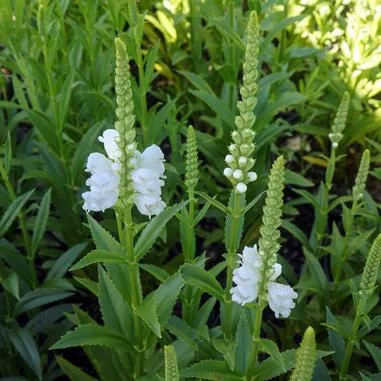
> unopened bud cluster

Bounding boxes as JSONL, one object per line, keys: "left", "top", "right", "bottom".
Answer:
{"left": 185, "top": 126, "right": 199, "bottom": 191}
{"left": 290, "top": 327, "right": 317, "bottom": 381}
{"left": 256, "top": 157, "right": 291, "bottom": 303}
{"left": 352, "top": 149, "right": 370, "bottom": 204}
{"left": 328, "top": 92, "right": 349, "bottom": 149}
{"left": 359, "top": 234, "right": 381, "bottom": 298}
{"left": 224, "top": 12, "right": 259, "bottom": 193}
{"left": 114, "top": 37, "right": 137, "bottom": 205}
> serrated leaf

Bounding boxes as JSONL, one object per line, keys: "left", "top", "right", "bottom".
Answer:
{"left": 0, "top": 189, "right": 34, "bottom": 236}
{"left": 136, "top": 297, "right": 161, "bottom": 338}
{"left": 31, "top": 188, "right": 51, "bottom": 256}
{"left": 152, "top": 273, "right": 184, "bottom": 325}
{"left": 56, "top": 356, "right": 98, "bottom": 381}
{"left": 259, "top": 339, "right": 285, "bottom": 372}
{"left": 180, "top": 263, "right": 224, "bottom": 301}
{"left": 364, "top": 341, "right": 381, "bottom": 371}
{"left": 87, "top": 214, "right": 123, "bottom": 253}
{"left": 135, "top": 202, "right": 187, "bottom": 260}
{"left": 254, "top": 349, "right": 296, "bottom": 380}
{"left": 70, "top": 249, "right": 126, "bottom": 271}
{"left": 181, "top": 360, "right": 242, "bottom": 380}
{"left": 51, "top": 324, "right": 131, "bottom": 352}
{"left": 139, "top": 264, "right": 169, "bottom": 282}
{"left": 326, "top": 307, "right": 345, "bottom": 369}
{"left": 98, "top": 267, "right": 133, "bottom": 339}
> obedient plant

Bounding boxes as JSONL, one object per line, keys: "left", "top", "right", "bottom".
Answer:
{"left": 45, "top": 8, "right": 381, "bottom": 381}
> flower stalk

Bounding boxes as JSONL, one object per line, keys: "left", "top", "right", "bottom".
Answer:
{"left": 340, "top": 234, "right": 381, "bottom": 379}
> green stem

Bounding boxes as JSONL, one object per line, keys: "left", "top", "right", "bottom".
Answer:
{"left": 224, "top": 191, "right": 244, "bottom": 340}
{"left": 247, "top": 305, "right": 264, "bottom": 378}
{"left": 313, "top": 148, "right": 336, "bottom": 254}
{"left": 340, "top": 302, "right": 364, "bottom": 380}
{"left": 120, "top": 207, "right": 143, "bottom": 378}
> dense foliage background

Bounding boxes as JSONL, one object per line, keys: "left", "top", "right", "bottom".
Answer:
{"left": 0, "top": 0, "right": 380, "bottom": 380}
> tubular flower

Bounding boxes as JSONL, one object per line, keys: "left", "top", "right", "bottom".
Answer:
{"left": 82, "top": 153, "right": 119, "bottom": 212}
{"left": 230, "top": 244, "right": 296, "bottom": 318}
{"left": 82, "top": 130, "right": 166, "bottom": 217}
{"left": 267, "top": 283, "right": 298, "bottom": 318}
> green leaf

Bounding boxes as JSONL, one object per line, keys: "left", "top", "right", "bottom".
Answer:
{"left": 56, "top": 356, "right": 98, "bottom": 381}
{"left": 304, "top": 249, "right": 328, "bottom": 295}
{"left": 254, "top": 349, "right": 296, "bottom": 380}
{"left": 153, "top": 273, "right": 185, "bottom": 325}
{"left": 234, "top": 311, "right": 253, "bottom": 374}
{"left": 47, "top": 243, "right": 87, "bottom": 279}
{"left": 15, "top": 288, "right": 73, "bottom": 316}
{"left": 74, "top": 276, "right": 99, "bottom": 297}
{"left": 136, "top": 297, "right": 161, "bottom": 338}
{"left": 181, "top": 360, "right": 242, "bottom": 380}
{"left": 259, "top": 339, "right": 285, "bottom": 372}
{"left": 164, "top": 346, "right": 179, "bottom": 381}
{"left": 282, "top": 220, "right": 311, "bottom": 252}
{"left": 326, "top": 307, "right": 345, "bottom": 369}
{"left": 70, "top": 249, "right": 126, "bottom": 271}
{"left": 197, "top": 192, "right": 229, "bottom": 214}
{"left": 87, "top": 214, "right": 123, "bottom": 254}
{"left": 364, "top": 341, "right": 381, "bottom": 371}
{"left": 180, "top": 263, "right": 224, "bottom": 301}
{"left": 98, "top": 267, "right": 133, "bottom": 339}
{"left": 70, "top": 122, "right": 104, "bottom": 180}
{"left": 135, "top": 202, "right": 187, "bottom": 260}
{"left": 25, "top": 109, "right": 60, "bottom": 153}
{"left": 139, "top": 264, "right": 169, "bottom": 282}
{"left": 9, "top": 328, "right": 42, "bottom": 381}
{"left": 51, "top": 324, "right": 130, "bottom": 352}
{"left": 284, "top": 169, "right": 314, "bottom": 187}
{"left": 0, "top": 270, "right": 20, "bottom": 299}
{"left": 31, "top": 188, "right": 51, "bottom": 256}
{"left": 0, "top": 189, "right": 34, "bottom": 236}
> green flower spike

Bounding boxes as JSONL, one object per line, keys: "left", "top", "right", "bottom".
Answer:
{"left": 360, "top": 233, "right": 381, "bottom": 300}
{"left": 257, "top": 156, "right": 285, "bottom": 303}
{"left": 185, "top": 125, "right": 199, "bottom": 192}
{"left": 328, "top": 92, "right": 349, "bottom": 149}
{"left": 290, "top": 327, "right": 317, "bottom": 381}
{"left": 164, "top": 345, "right": 179, "bottom": 381}
{"left": 352, "top": 149, "right": 370, "bottom": 204}
{"left": 114, "top": 37, "right": 137, "bottom": 205}
{"left": 224, "top": 11, "right": 260, "bottom": 193}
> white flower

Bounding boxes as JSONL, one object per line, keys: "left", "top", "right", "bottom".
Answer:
{"left": 85, "top": 153, "right": 114, "bottom": 174}
{"left": 230, "top": 245, "right": 281, "bottom": 305}
{"left": 134, "top": 194, "right": 166, "bottom": 218}
{"left": 98, "top": 129, "right": 121, "bottom": 161}
{"left": 83, "top": 129, "right": 166, "bottom": 217}
{"left": 236, "top": 183, "right": 247, "bottom": 193}
{"left": 223, "top": 168, "right": 233, "bottom": 177}
{"left": 230, "top": 245, "right": 297, "bottom": 318}
{"left": 267, "top": 283, "right": 298, "bottom": 318}
{"left": 135, "top": 145, "right": 165, "bottom": 177}
{"left": 247, "top": 171, "right": 257, "bottom": 182}
{"left": 82, "top": 170, "right": 119, "bottom": 212}
{"left": 131, "top": 168, "right": 164, "bottom": 196}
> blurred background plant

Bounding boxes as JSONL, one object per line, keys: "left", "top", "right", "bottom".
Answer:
{"left": 0, "top": 0, "right": 380, "bottom": 379}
